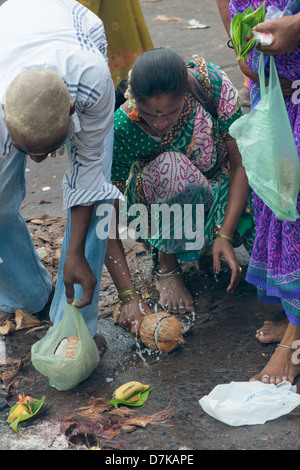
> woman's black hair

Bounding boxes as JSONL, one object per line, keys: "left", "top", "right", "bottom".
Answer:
{"left": 115, "top": 79, "right": 128, "bottom": 110}
{"left": 114, "top": 47, "right": 218, "bottom": 119}
{"left": 130, "top": 48, "right": 188, "bottom": 103}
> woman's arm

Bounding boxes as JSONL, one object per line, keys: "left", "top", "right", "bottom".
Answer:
{"left": 212, "top": 139, "right": 250, "bottom": 292}
{"left": 216, "top": 0, "right": 231, "bottom": 36}
{"left": 104, "top": 199, "right": 151, "bottom": 335}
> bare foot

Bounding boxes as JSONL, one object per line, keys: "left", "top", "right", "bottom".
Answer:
{"left": 250, "top": 345, "right": 300, "bottom": 385}
{"left": 250, "top": 323, "right": 300, "bottom": 385}
{"left": 155, "top": 271, "right": 195, "bottom": 314}
{"left": 155, "top": 253, "right": 195, "bottom": 314}
{"left": 256, "top": 318, "right": 288, "bottom": 344}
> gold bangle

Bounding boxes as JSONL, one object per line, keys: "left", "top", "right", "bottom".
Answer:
{"left": 119, "top": 289, "right": 141, "bottom": 302}
{"left": 215, "top": 233, "right": 234, "bottom": 244}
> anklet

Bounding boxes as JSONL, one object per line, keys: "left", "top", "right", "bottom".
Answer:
{"left": 119, "top": 289, "right": 142, "bottom": 303}
{"left": 277, "top": 344, "right": 297, "bottom": 351}
{"left": 154, "top": 266, "right": 182, "bottom": 280}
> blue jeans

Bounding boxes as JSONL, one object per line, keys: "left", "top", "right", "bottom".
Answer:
{"left": 0, "top": 128, "right": 114, "bottom": 337}
{"left": 0, "top": 151, "right": 52, "bottom": 314}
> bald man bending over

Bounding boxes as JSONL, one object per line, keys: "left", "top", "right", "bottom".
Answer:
{"left": 0, "top": 0, "right": 121, "bottom": 352}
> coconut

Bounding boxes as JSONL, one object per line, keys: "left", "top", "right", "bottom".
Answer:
{"left": 54, "top": 336, "right": 80, "bottom": 359}
{"left": 139, "top": 312, "right": 184, "bottom": 353}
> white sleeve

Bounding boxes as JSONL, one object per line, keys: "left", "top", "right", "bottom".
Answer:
{"left": 62, "top": 63, "right": 121, "bottom": 209}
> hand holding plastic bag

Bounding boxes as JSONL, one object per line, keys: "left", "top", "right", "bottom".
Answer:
{"left": 199, "top": 381, "right": 300, "bottom": 426}
{"left": 230, "top": 53, "right": 300, "bottom": 221}
{"left": 31, "top": 300, "right": 99, "bottom": 391}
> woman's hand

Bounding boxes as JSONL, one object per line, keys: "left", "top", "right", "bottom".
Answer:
{"left": 212, "top": 237, "right": 242, "bottom": 293}
{"left": 117, "top": 294, "right": 152, "bottom": 336}
{"left": 254, "top": 13, "right": 300, "bottom": 56}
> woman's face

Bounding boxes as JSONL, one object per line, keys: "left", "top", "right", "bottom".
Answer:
{"left": 136, "top": 93, "right": 186, "bottom": 136}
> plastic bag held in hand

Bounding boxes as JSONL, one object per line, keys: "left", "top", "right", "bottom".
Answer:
{"left": 253, "top": 5, "right": 292, "bottom": 45}
{"left": 31, "top": 300, "right": 99, "bottom": 391}
{"left": 229, "top": 53, "right": 300, "bottom": 222}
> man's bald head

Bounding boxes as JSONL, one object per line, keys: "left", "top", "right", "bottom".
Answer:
{"left": 4, "top": 68, "right": 71, "bottom": 155}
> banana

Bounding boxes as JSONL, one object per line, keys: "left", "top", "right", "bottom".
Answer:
{"left": 113, "top": 381, "right": 149, "bottom": 400}
{"left": 6, "top": 403, "right": 30, "bottom": 424}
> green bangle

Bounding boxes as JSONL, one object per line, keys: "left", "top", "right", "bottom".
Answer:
{"left": 119, "top": 289, "right": 142, "bottom": 302}
{"left": 215, "top": 233, "right": 234, "bottom": 244}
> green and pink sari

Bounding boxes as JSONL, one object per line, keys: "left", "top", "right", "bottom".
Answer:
{"left": 112, "top": 58, "right": 255, "bottom": 266}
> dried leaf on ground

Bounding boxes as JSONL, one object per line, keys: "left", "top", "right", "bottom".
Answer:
{"left": 0, "top": 320, "right": 16, "bottom": 336}
{"left": 0, "top": 359, "right": 22, "bottom": 385}
{"left": 15, "top": 310, "right": 41, "bottom": 330}
{"left": 76, "top": 398, "right": 116, "bottom": 419}
{"left": 61, "top": 398, "right": 176, "bottom": 447}
{"left": 124, "top": 406, "right": 176, "bottom": 428}
{"left": 156, "top": 14, "right": 183, "bottom": 22}
{"left": 0, "top": 310, "right": 41, "bottom": 336}
{"left": 26, "top": 215, "right": 66, "bottom": 282}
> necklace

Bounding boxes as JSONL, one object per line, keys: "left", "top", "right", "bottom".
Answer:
{"left": 155, "top": 130, "right": 163, "bottom": 139}
{"left": 137, "top": 116, "right": 164, "bottom": 139}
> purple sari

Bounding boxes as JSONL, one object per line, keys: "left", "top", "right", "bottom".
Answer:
{"left": 230, "top": 0, "right": 300, "bottom": 324}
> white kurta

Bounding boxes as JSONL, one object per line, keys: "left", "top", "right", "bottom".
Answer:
{"left": 0, "top": 0, "right": 120, "bottom": 209}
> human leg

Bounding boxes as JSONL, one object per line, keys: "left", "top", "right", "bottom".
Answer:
{"left": 250, "top": 298, "right": 300, "bottom": 384}
{"left": 250, "top": 323, "right": 300, "bottom": 385}
{"left": 254, "top": 288, "right": 288, "bottom": 343}
{"left": 143, "top": 151, "right": 212, "bottom": 314}
{"left": 0, "top": 151, "right": 52, "bottom": 315}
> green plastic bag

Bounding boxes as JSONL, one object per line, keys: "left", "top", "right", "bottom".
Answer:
{"left": 230, "top": 2, "right": 266, "bottom": 61}
{"left": 31, "top": 300, "right": 99, "bottom": 391}
{"left": 230, "top": 53, "right": 300, "bottom": 222}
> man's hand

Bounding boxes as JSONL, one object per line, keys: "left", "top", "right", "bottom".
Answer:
{"left": 63, "top": 251, "right": 97, "bottom": 308}
{"left": 64, "top": 204, "right": 96, "bottom": 308}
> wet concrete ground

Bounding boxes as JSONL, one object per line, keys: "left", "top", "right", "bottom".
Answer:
{"left": 1, "top": 0, "right": 300, "bottom": 453}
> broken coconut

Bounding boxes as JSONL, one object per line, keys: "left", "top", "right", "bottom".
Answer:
{"left": 54, "top": 336, "right": 80, "bottom": 359}
{"left": 139, "top": 312, "right": 184, "bottom": 353}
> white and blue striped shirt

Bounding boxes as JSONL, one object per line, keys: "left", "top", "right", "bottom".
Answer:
{"left": 0, "top": 0, "right": 121, "bottom": 209}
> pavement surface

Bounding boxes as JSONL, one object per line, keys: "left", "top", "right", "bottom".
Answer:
{"left": 0, "top": 0, "right": 300, "bottom": 454}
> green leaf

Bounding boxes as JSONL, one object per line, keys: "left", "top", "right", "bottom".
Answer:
{"left": 230, "top": 1, "right": 266, "bottom": 61}
{"left": 8, "top": 396, "right": 46, "bottom": 433}
{"left": 109, "top": 388, "right": 154, "bottom": 408}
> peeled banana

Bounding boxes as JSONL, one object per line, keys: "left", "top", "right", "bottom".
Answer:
{"left": 6, "top": 403, "right": 30, "bottom": 424}
{"left": 113, "top": 381, "right": 149, "bottom": 400}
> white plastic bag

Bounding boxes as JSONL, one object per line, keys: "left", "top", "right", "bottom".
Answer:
{"left": 253, "top": 5, "right": 292, "bottom": 45}
{"left": 199, "top": 381, "right": 300, "bottom": 426}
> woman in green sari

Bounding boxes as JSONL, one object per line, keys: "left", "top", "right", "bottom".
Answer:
{"left": 105, "top": 48, "right": 255, "bottom": 336}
